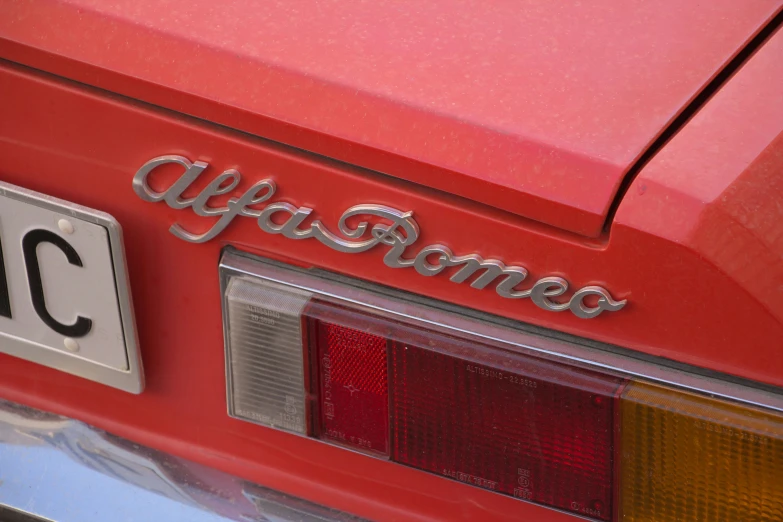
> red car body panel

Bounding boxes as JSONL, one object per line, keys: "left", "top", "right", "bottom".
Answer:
{"left": 616, "top": 29, "right": 783, "bottom": 330}
{"left": 1, "top": 0, "right": 780, "bottom": 236}
{"left": 0, "top": 2, "right": 782, "bottom": 521}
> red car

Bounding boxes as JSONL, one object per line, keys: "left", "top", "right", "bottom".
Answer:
{"left": 0, "top": 2, "right": 781, "bottom": 521}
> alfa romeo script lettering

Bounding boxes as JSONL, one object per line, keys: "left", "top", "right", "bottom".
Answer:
{"left": 133, "top": 155, "right": 627, "bottom": 318}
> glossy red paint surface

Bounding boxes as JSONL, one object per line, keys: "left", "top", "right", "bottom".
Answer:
{"left": 0, "top": 63, "right": 598, "bottom": 522}
{"left": 0, "top": 20, "right": 782, "bottom": 515}
{"left": 615, "top": 28, "right": 783, "bottom": 332}
{"left": 1, "top": 4, "right": 783, "bottom": 520}
{"left": 1, "top": 0, "right": 780, "bottom": 236}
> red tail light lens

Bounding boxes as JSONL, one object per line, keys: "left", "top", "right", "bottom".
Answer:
{"left": 390, "top": 337, "right": 621, "bottom": 521}
{"left": 301, "top": 300, "right": 621, "bottom": 519}
{"left": 309, "top": 304, "right": 390, "bottom": 456}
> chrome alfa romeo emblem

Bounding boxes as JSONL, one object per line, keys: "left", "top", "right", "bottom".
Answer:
{"left": 133, "top": 155, "right": 627, "bottom": 318}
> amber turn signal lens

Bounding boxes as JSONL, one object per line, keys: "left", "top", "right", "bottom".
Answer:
{"left": 619, "top": 381, "right": 783, "bottom": 522}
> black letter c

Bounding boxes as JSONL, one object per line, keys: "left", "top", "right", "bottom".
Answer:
{"left": 22, "top": 229, "right": 92, "bottom": 338}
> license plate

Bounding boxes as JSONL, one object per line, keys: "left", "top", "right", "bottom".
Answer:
{"left": 0, "top": 182, "right": 142, "bottom": 393}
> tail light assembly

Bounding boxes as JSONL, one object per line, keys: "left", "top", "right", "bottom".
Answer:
{"left": 220, "top": 249, "right": 783, "bottom": 522}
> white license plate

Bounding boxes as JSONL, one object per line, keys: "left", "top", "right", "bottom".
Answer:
{"left": 0, "top": 182, "right": 142, "bottom": 393}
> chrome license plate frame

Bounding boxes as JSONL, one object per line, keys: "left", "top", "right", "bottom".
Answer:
{"left": 0, "top": 181, "right": 143, "bottom": 393}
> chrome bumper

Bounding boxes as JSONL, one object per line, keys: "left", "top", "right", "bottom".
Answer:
{"left": 0, "top": 399, "right": 365, "bottom": 522}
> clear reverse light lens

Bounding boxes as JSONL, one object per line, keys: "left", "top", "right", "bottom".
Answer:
{"left": 224, "top": 277, "right": 311, "bottom": 434}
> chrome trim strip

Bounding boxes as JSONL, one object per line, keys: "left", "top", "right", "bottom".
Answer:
{"left": 0, "top": 399, "right": 366, "bottom": 522}
{"left": 220, "top": 249, "right": 783, "bottom": 414}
